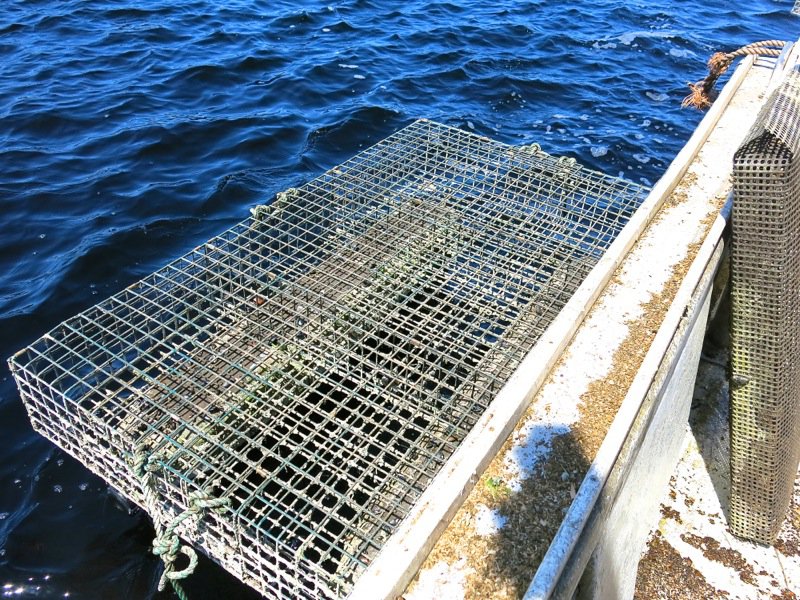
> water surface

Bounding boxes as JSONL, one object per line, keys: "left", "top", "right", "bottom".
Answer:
{"left": 0, "top": 1, "right": 796, "bottom": 597}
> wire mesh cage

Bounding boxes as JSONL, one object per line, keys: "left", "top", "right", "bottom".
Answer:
{"left": 731, "top": 70, "right": 800, "bottom": 545}
{"left": 8, "top": 119, "right": 647, "bottom": 598}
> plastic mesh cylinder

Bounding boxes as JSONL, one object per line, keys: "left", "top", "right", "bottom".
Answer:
{"left": 730, "top": 68, "right": 800, "bottom": 544}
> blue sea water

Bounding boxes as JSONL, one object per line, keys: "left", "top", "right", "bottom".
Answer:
{"left": 0, "top": 1, "right": 797, "bottom": 598}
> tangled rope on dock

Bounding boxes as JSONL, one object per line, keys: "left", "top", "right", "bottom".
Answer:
{"left": 682, "top": 40, "right": 788, "bottom": 110}
{"left": 133, "top": 448, "right": 230, "bottom": 600}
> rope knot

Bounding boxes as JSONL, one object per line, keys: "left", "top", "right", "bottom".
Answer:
{"left": 152, "top": 532, "right": 181, "bottom": 560}
{"left": 149, "top": 491, "right": 227, "bottom": 595}
{"left": 683, "top": 40, "right": 788, "bottom": 110}
{"left": 521, "top": 142, "right": 545, "bottom": 155}
{"left": 132, "top": 447, "right": 160, "bottom": 478}
{"left": 131, "top": 444, "right": 229, "bottom": 599}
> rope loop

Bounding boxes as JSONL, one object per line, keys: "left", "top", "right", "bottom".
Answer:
{"left": 131, "top": 445, "right": 229, "bottom": 599}
{"left": 163, "top": 546, "right": 199, "bottom": 583}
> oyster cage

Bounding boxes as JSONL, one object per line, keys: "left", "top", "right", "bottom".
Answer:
{"left": 8, "top": 119, "right": 647, "bottom": 598}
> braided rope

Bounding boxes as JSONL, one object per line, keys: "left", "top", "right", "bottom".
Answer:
{"left": 682, "top": 40, "right": 789, "bottom": 110}
{"left": 133, "top": 450, "right": 164, "bottom": 531}
{"left": 133, "top": 448, "right": 230, "bottom": 599}
{"left": 739, "top": 40, "right": 787, "bottom": 50}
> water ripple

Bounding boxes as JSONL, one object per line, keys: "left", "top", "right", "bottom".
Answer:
{"left": 0, "top": 0, "right": 797, "bottom": 596}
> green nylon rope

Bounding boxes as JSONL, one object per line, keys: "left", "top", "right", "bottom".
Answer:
{"left": 133, "top": 448, "right": 230, "bottom": 599}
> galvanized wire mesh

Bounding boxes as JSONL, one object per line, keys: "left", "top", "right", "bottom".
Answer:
{"left": 731, "top": 70, "right": 800, "bottom": 544}
{"left": 8, "top": 119, "right": 647, "bottom": 598}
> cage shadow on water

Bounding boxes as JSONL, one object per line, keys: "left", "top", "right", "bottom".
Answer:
{"left": 8, "top": 119, "right": 648, "bottom": 599}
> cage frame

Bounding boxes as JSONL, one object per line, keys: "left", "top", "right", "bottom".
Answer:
{"left": 9, "top": 119, "right": 657, "bottom": 599}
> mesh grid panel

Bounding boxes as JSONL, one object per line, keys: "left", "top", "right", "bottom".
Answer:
{"left": 731, "top": 70, "right": 800, "bottom": 544}
{"left": 8, "top": 119, "right": 647, "bottom": 598}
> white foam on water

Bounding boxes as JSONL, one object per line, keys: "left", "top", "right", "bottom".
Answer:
{"left": 669, "top": 47, "right": 696, "bottom": 59}
{"left": 618, "top": 30, "right": 676, "bottom": 46}
{"left": 592, "top": 40, "right": 617, "bottom": 50}
{"left": 646, "top": 91, "right": 669, "bottom": 102}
